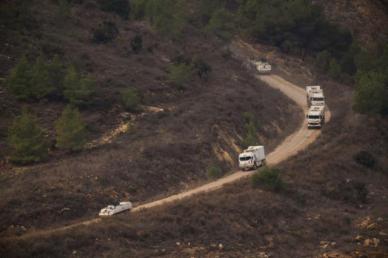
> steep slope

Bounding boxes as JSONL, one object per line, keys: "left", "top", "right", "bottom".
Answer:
{"left": 0, "top": 1, "right": 300, "bottom": 234}
{"left": 313, "top": 0, "right": 388, "bottom": 48}
{"left": 3, "top": 41, "right": 386, "bottom": 258}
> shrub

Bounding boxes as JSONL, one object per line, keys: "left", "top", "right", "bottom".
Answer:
{"left": 63, "top": 65, "right": 95, "bottom": 106}
{"left": 30, "top": 55, "right": 53, "bottom": 99}
{"left": 130, "top": 34, "right": 143, "bottom": 54}
{"left": 98, "top": 0, "right": 130, "bottom": 19}
{"left": 121, "top": 88, "right": 141, "bottom": 112}
{"left": 7, "top": 108, "right": 48, "bottom": 164}
{"left": 207, "top": 165, "right": 223, "bottom": 179}
{"left": 6, "top": 56, "right": 32, "bottom": 100}
{"left": 242, "top": 112, "right": 259, "bottom": 148}
{"left": 55, "top": 105, "right": 87, "bottom": 151}
{"left": 47, "top": 55, "right": 66, "bottom": 98}
{"left": 167, "top": 63, "right": 193, "bottom": 89}
{"left": 327, "top": 58, "right": 342, "bottom": 79}
{"left": 205, "top": 8, "right": 235, "bottom": 40}
{"left": 93, "top": 21, "right": 119, "bottom": 43}
{"left": 251, "top": 168, "right": 284, "bottom": 192}
{"left": 193, "top": 58, "right": 212, "bottom": 80}
{"left": 353, "top": 150, "right": 376, "bottom": 169}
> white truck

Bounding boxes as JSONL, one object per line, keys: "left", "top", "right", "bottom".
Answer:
{"left": 99, "top": 201, "right": 132, "bottom": 216}
{"left": 252, "top": 61, "right": 272, "bottom": 74}
{"left": 306, "top": 86, "right": 325, "bottom": 107}
{"left": 238, "top": 146, "right": 266, "bottom": 171}
{"left": 306, "top": 106, "right": 325, "bottom": 129}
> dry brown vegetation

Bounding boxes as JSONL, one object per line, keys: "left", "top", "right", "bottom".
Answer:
{"left": 0, "top": 1, "right": 299, "bottom": 235}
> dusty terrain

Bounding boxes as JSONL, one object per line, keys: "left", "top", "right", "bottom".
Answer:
{"left": 1, "top": 40, "right": 386, "bottom": 258}
{"left": 0, "top": 1, "right": 300, "bottom": 236}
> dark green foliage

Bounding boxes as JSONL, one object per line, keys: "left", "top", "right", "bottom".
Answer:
{"left": 205, "top": 8, "right": 235, "bottom": 40}
{"left": 207, "top": 164, "right": 223, "bottom": 179}
{"left": 242, "top": 112, "right": 259, "bottom": 148}
{"left": 98, "top": 0, "right": 130, "bottom": 19}
{"left": 327, "top": 58, "right": 342, "bottom": 80}
{"left": 6, "top": 56, "right": 32, "bottom": 100}
{"left": 0, "top": 1, "right": 37, "bottom": 33}
{"left": 315, "top": 50, "right": 331, "bottom": 72}
{"left": 121, "top": 88, "right": 141, "bottom": 111}
{"left": 131, "top": 0, "right": 187, "bottom": 38}
{"left": 251, "top": 168, "right": 284, "bottom": 192}
{"left": 353, "top": 151, "right": 376, "bottom": 169}
{"left": 93, "top": 21, "right": 119, "bottom": 43}
{"left": 55, "top": 106, "right": 87, "bottom": 151}
{"left": 7, "top": 109, "right": 48, "bottom": 164}
{"left": 353, "top": 44, "right": 388, "bottom": 116}
{"left": 130, "top": 34, "right": 143, "bottom": 54}
{"left": 7, "top": 55, "right": 54, "bottom": 100}
{"left": 30, "top": 56, "right": 53, "bottom": 99}
{"left": 63, "top": 66, "right": 95, "bottom": 106}
{"left": 167, "top": 63, "right": 193, "bottom": 89}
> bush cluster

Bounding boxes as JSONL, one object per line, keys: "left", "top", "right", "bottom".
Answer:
{"left": 7, "top": 105, "right": 88, "bottom": 164}
{"left": 6, "top": 56, "right": 95, "bottom": 106}
{"left": 98, "top": 0, "right": 130, "bottom": 19}
{"left": 207, "top": 164, "right": 223, "bottom": 179}
{"left": 121, "top": 87, "right": 141, "bottom": 112}
{"left": 251, "top": 167, "right": 285, "bottom": 192}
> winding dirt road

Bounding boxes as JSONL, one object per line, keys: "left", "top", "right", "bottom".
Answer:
{"left": 3, "top": 52, "right": 331, "bottom": 241}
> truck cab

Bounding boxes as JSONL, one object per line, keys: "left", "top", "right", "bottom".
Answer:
{"left": 307, "top": 106, "right": 325, "bottom": 129}
{"left": 239, "top": 146, "right": 266, "bottom": 170}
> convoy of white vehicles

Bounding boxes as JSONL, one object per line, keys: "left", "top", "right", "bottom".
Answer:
{"left": 97, "top": 62, "right": 327, "bottom": 216}
{"left": 238, "top": 146, "right": 266, "bottom": 170}
{"left": 305, "top": 85, "right": 326, "bottom": 129}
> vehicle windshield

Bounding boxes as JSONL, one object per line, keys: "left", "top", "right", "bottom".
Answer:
{"left": 239, "top": 156, "right": 252, "bottom": 161}
{"left": 308, "top": 115, "right": 320, "bottom": 119}
{"left": 312, "top": 97, "right": 324, "bottom": 101}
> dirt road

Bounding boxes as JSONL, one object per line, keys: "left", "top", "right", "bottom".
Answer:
{"left": 131, "top": 75, "right": 331, "bottom": 212}
{"left": 3, "top": 60, "right": 331, "bottom": 241}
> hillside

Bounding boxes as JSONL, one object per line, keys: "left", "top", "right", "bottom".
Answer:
{"left": 0, "top": 1, "right": 300, "bottom": 233}
{"left": 1, "top": 1, "right": 388, "bottom": 257}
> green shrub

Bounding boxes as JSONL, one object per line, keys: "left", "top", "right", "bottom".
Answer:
{"left": 7, "top": 108, "right": 48, "bottom": 164}
{"left": 251, "top": 168, "right": 284, "bottom": 192}
{"left": 353, "top": 150, "right": 376, "bottom": 169}
{"left": 327, "top": 58, "right": 342, "bottom": 79}
{"left": 6, "top": 56, "right": 32, "bottom": 100}
{"left": 207, "top": 165, "right": 223, "bottom": 179}
{"left": 63, "top": 65, "right": 95, "bottom": 106}
{"left": 131, "top": 0, "right": 187, "bottom": 39}
{"left": 93, "top": 21, "right": 119, "bottom": 43}
{"left": 121, "top": 88, "right": 141, "bottom": 111}
{"left": 167, "top": 63, "right": 193, "bottom": 89}
{"left": 205, "top": 8, "right": 235, "bottom": 40}
{"left": 130, "top": 34, "right": 143, "bottom": 54}
{"left": 242, "top": 112, "right": 259, "bottom": 148}
{"left": 98, "top": 0, "right": 130, "bottom": 19}
{"left": 30, "top": 55, "right": 53, "bottom": 99}
{"left": 47, "top": 55, "right": 66, "bottom": 98}
{"left": 55, "top": 105, "right": 87, "bottom": 151}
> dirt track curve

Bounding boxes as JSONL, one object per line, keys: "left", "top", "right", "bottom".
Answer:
{"left": 3, "top": 63, "right": 331, "bottom": 241}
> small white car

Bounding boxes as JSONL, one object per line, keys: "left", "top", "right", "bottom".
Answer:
{"left": 99, "top": 201, "right": 132, "bottom": 216}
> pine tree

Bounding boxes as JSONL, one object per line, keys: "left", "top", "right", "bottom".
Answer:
{"left": 30, "top": 55, "right": 53, "bottom": 99}
{"left": 63, "top": 65, "right": 94, "bottom": 106}
{"left": 7, "top": 108, "right": 48, "bottom": 164}
{"left": 7, "top": 56, "right": 32, "bottom": 100}
{"left": 55, "top": 105, "right": 87, "bottom": 151}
